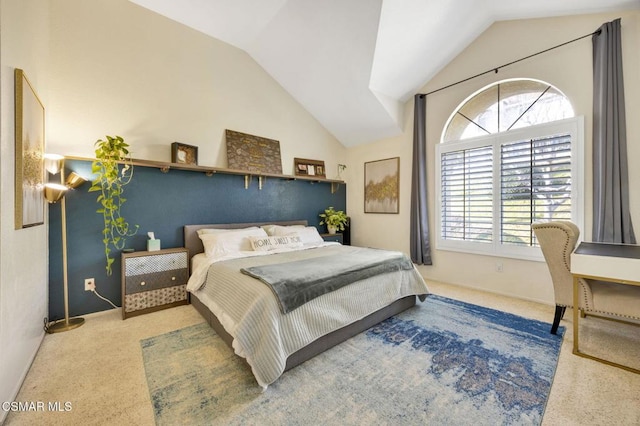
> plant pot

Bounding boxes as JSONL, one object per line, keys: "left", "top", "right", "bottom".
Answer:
{"left": 327, "top": 225, "right": 337, "bottom": 235}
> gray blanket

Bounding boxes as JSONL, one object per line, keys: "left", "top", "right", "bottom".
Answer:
{"left": 241, "top": 247, "right": 414, "bottom": 313}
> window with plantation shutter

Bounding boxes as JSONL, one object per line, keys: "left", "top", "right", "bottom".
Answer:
{"left": 501, "top": 135, "right": 572, "bottom": 246}
{"left": 436, "top": 79, "right": 583, "bottom": 260}
{"left": 441, "top": 146, "right": 493, "bottom": 243}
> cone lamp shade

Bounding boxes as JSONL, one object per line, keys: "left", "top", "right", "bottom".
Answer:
{"left": 44, "top": 183, "right": 67, "bottom": 203}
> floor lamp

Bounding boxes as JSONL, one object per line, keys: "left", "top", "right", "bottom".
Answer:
{"left": 44, "top": 154, "right": 87, "bottom": 333}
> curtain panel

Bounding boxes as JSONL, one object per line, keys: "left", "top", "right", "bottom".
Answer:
{"left": 410, "top": 94, "right": 432, "bottom": 264}
{"left": 592, "top": 18, "right": 636, "bottom": 244}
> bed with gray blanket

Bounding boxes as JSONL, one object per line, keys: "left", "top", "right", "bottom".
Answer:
{"left": 184, "top": 221, "right": 430, "bottom": 389}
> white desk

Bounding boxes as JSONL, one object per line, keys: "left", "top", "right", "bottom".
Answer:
{"left": 571, "top": 242, "right": 640, "bottom": 373}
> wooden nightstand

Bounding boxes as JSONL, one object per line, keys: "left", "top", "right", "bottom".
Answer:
{"left": 321, "top": 233, "right": 344, "bottom": 244}
{"left": 121, "top": 247, "right": 189, "bottom": 319}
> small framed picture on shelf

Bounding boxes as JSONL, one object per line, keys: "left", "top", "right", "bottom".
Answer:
{"left": 294, "top": 158, "right": 326, "bottom": 178}
{"left": 171, "top": 142, "right": 198, "bottom": 165}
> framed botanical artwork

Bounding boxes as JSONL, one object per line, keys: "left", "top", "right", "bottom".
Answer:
{"left": 171, "top": 142, "right": 198, "bottom": 165}
{"left": 14, "top": 68, "right": 45, "bottom": 229}
{"left": 364, "top": 157, "right": 399, "bottom": 214}
{"left": 294, "top": 158, "right": 326, "bottom": 178}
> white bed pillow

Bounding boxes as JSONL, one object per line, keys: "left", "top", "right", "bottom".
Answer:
{"left": 281, "top": 226, "right": 324, "bottom": 245}
{"left": 191, "top": 252, "right": 209, "bottom": 271}
{"left": 197, "top": 226, "right": 259, "bottom": 236}
{"left": 199, "top": 227, "right": 268, "bottom": 259}
{"left": 249, "top": 234, "right": 304, "bottom": 251}
{"left": 261, "top": 224, "right": 305, "bottom": 236}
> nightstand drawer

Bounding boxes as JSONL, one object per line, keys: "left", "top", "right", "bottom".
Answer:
{"left": 321, "top": 233, "right": 343, "bottom": 244}
{"left": 125, "top": 268, "right": 189, "bottom": 294}
{"left": 123, "top": 285, "right": 187, "bottom": 313}
{"left": 124, "top": 252, "right": 187, "bottom": 275}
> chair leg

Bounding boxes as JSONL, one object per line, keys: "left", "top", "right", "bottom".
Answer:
{"left": 550, "top": 305, "right": 566, "bottom": 335}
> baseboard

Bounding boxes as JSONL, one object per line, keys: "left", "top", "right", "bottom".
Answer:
{"left": 0, "top": 331, "right": 45, "bottom": 425}
{"left": 47, "top": 306, "right": 120, "bottom": 323}
{"left": 423, "top": 277, "right": 554, "bottom": 307}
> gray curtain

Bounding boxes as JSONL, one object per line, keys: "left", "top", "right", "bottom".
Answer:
{"left": 592, "top": 18, "right": 636, "bottom": 244}
{"left": 410, "top": 94, "right": 432, "bottom": 264}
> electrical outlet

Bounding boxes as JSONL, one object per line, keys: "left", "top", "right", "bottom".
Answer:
{"left": 84, "top": 278, "right": 95, "bottom": 291}
{"left": 495, "top": 262, "right": 503, "bottom": 272}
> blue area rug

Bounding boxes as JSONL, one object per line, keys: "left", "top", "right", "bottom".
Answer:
{"left": 141, "top": 295, "right": 564, "bottom": 425}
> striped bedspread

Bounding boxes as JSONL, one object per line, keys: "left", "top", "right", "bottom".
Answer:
{"left": 241, "top": 248, "right": 415, "bottom": 313}
{"left": 189, "top": 245, "right": 430, "bottom": 389}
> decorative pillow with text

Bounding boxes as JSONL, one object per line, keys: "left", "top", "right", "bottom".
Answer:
{"left": 249, "top": 235, "right": 304, "bottom": 251}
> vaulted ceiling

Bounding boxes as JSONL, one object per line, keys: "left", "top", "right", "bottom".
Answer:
{"left": 129, "top": 0, "right": 638, "bottom": 147}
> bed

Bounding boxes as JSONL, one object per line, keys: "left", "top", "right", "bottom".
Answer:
{"left": 184, "top": 220, "right": 430, "bottom": 389}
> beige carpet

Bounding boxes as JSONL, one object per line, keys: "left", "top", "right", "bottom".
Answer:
{"left": 5, "top": 280, "right": 640, "bottom": 425}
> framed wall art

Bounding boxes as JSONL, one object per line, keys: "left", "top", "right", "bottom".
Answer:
{"left": 14, "top": 68, "right": 45, "bottom": 229}
{"left": 226, "top": 129, "right": 282, "bottom": 174}
{"left": 364, "top": 157, "right": 399, "bottom": 214}
{"left": 171, "top": 142, "right": 198, "bottom": 165}
{"left": 294, "top": 158, "right": 326, "bottom": 178}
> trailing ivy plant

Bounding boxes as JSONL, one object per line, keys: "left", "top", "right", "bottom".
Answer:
{"left": 89, "top": 135, "right": 138, "bottom": 275}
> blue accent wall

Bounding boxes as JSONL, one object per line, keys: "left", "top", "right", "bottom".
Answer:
{"left": 48, "top": 159, "right": 347, "bottom": 319}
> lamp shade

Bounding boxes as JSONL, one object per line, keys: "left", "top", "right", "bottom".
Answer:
{"left": 65, "top": 172, "right": 86, "bottom": 189}
{"left": 44, "top": 183, "right": 67, "bottom": 203}
{"left": 44, "top": 154, "right": 65, "bottom": 175}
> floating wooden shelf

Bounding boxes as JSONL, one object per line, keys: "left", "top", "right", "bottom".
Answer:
{"left": 66, "top": 156, "right": 345, "bottom": 192}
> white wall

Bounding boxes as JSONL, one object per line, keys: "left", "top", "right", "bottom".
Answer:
{"left": 47, "top": 0, "right": 346, "bottom": 178}
{"left": 0, "top": 0, "right": 50, "bottom": 419}
{"left": 347, "top": 11, "right": 640, "bottom": 305}
{"left": 1, "top": 0, "right": 347, "bottom": 416}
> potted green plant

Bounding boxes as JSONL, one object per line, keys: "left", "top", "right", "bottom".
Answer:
{"left": 89, "top": 135, "right": 138, "bottom": 275}
{"left": 319, "top": 207, "right": 348, "bottom": 234}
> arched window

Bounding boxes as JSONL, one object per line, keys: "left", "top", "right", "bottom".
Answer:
{"left": 443, "top": 79, "right": 574, "bottom": 142}
{"left": 436, "top": 79, "right": 583, "bottom": 259}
